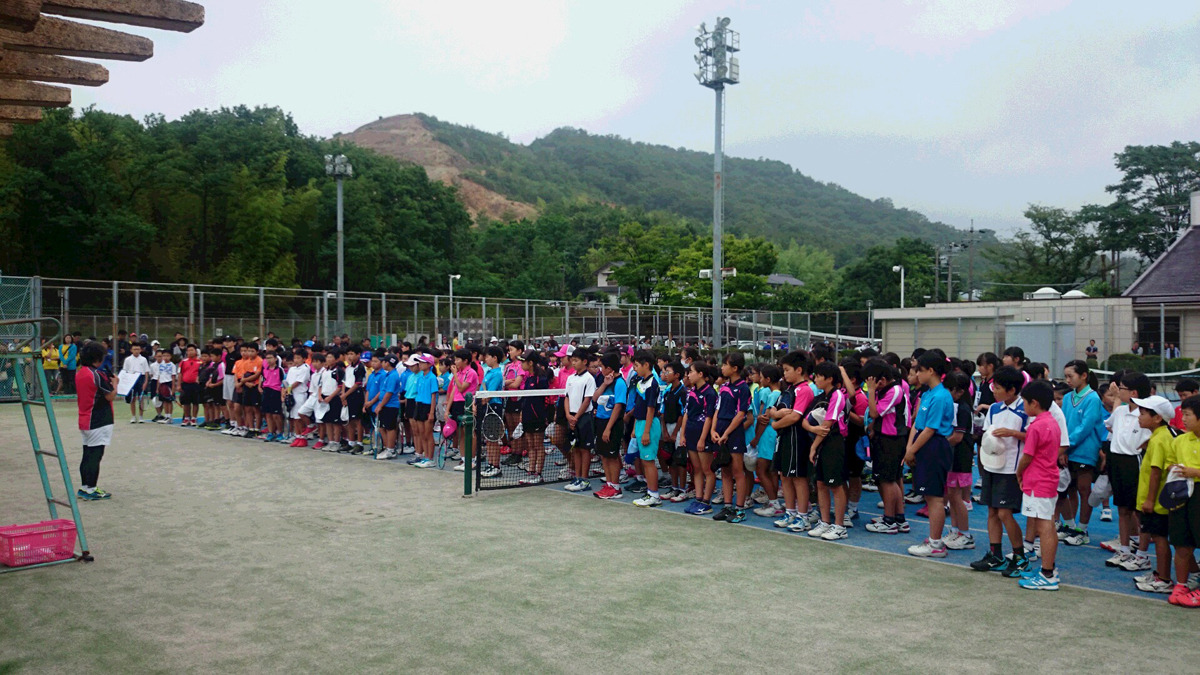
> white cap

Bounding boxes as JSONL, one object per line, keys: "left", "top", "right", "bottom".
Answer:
{"left": 979, "top": 430, "right": 1006, "bottom": 472}
{"left": 1132, "top": 395, "right": 1176, "bottom": 421}
{"left": 403, "top": 355, "right": 421, "bottom": 367}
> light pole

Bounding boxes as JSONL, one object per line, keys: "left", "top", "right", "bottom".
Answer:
{"left": 325, "top": 154, "right": 353, "bottom": 335}
{"left": 965, "top": 220, "right": 993, "bottom": 301}
{"left": 892, "top": 265, "right": 905, "bottom": 309}
{"left": 694, "top": 17, "right": 740, "bottom": 348}
{"left": 448, "top": 274, "right": 461, "bottom": 342}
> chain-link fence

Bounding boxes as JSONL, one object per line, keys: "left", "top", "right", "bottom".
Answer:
{"left": 24, "top": 276, "right": 877, "bottom": 351}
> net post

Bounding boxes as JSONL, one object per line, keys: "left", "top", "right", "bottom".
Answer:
{"left": 462, "top": 392, "right": 474, "bottom": 498}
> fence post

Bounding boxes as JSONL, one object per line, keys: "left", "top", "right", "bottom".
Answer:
{"left": 314, "top": 294, "right": 320, "bottom": 342}
{"left": 63, "top": 286, "right": 70, "bottom": 334}
{"left": 806, "top": 312, "right": 811, "bottom": 347}
{"left": 524, "top": 298, "right": 529, "bottom": 340}
{"left": 434, "top": 295, "right": 439, "bottom": 343}
{"left": 366, "top": 297, "right": 372, "bottom": 338}
{"left": 563, "top": 300, "right": 569, "bottom": 340}
{"left": 382, "top": 293, "right": 388, "bottom": 344}
{"left": 134, "top": 288, "right": 140, "bottom": 336}
{"left": 787, "top": 311, "right": 792, "bottom": 347}
{"left": 834, "top": 311, "right": 840, "bottom": 346}
{"left": 462, "top": 393, "right": 474, "bottom": 498}
{"left": 188, "top": 284, "right": 195, "bottom": 340}
{"left": 258, "top": 287, "right": 265, "bottom": 341}
{"left": 111, "top": 281, "right": 118, "bottom": 341}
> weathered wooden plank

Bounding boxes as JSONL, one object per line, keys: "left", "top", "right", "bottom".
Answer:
{"left": 0, "top": 122, "right": 14, "bottom": 136}
{"left": 0, "top": 15, "right": 153, "bottom": 61}
{"left": 43, "top": 0, "right": 203, "bottom": 33}
{"left": 0, "top": 78, "right": 70, "bottom": 106}
{"left": 0, "top": 49, "right": 108, "bottom": 85}
{"left": 0, "top": 104, "right": 42, "bottom": 122}
{"left": 0, "top": 0, "right": 43, "bottom": 33}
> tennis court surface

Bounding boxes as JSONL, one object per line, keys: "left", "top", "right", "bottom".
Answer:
{"left": 1, "top": 403, "right": 1196, "bottom": 673}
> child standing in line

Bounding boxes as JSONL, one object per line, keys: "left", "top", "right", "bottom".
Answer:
{"left": 75, "top": 341, "right": 116, "bottom": 500}
{"left": 150, "top": 349, "right": 177, "bottom": 424}
{"left": 342, "top": 346, "right": 367, "bottom": 454}
{"left": 198, "top": 348, "right": 220, "bottom": 429}
{"left": 944, "top": 372, "right": 976, "bottom": 550}
{"left": 316, "top": 350, "right": 343, "bottom": 451}
{"left": 711, "top": 353, "right": 751, "bottom": 523}
{"left": 516, "top": 351, "right": 551, "bottom": 485}
{"left": 682, "top": 362, "right": 717, "bottom": 515}
{"left": 864, "top": 359, "right": 911, "bottom": 534}
{"left": 905, "top": 352, "right": 956, "bottom": 558}
{"left": 260, "top": 346, "right": 285, "bottom": 442}
{"left": 361, "top": 353, "right": 383, "bottom": 454}
{"left": 1132, "top": 395, "right": 1182, "bottom": 594}
{"left": 658, "top": 361, "right": 688, "bottom": 502}
{"left": 749, "top": 364, "right": 783, "bottom": 518}
{"left": 1166, "top": 397, "right": 1200, "bottom": 606}
{"left": 970, "top": 366, "right": 1029, "bottom": 575}
{"left": 806, "top": 361, "right": 850, "bottom": 540}
{"left": 592, "top": 352, "right": 628, "bottom": 500}
{"left": 178, "top": 344, "right": 201, "bottom": 427}
{"left": 287, "top": 348, "right": 312, "bottom": 447}
{"left": 373, "top": 354, "right": 401, "bottom": 459}
{"left": 772, "top": 350, "right": 816, "bottom": 531}
{"left": 631, "top": 350, "right": 664, "bottom": 507}
{"left": 563, "top": 349, "right": 597, "bottom": 492}
{"left": 1015, "top": 380, "right": 1063, "bottom": 590}
{"left": 121, "top": 342, "right": 150, "bottom": 423}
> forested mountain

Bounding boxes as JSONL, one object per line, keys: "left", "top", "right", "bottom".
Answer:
{"left": 412, "top": 114, "right": 964, "bottom": 263}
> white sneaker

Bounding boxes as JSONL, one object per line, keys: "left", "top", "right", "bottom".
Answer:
{"left": 821, "top": 524, "right": 848, "bottom": 541}
{"left": 557, "top": 467, "right": 574, "bottom": 481}
{"left": 1133, "top": 571, "right": 1156, "bottom": 584}
{"left": 876, "top": 500, "right": 885, "bottom": 509}
{"left": 633, "top": 494, "right": 662, "bottom": 508}
{"left": 804, "top": 509, "right": 822, "bottom": 526}
{"left": 1119, "top": 555, "right": 1152, "bottom": 572}
{"left": 774, "top": 513, "right": 794, "bottom": 528}
{"left": 787, "top": 516, "right": 811, "bottom": 533}
{"left": 751, "top": 488, "right": 769, "bottom": 505}
{"left": 753, "top": 503, "right": 782, "bottom": 518}
{"left": 945, "top": 532, "right": 975, "bottom": 550}
{"left": 480, "top": 465, "right": 501, "bottom": 478}
{"left": 1136, "top": 576, "right": 1173, "bottom": 594}
{"left": 807, "top": 522, "right": 832, "bottom": 538}
{"left": 1100, "top": 507, "right": 1113, "bottom": 522}
{"left": 453, "top": 461, "right": 466, "bottom": 472}
{"left": 1105, "top": 552, "right": 1128, "bottom": 568}
{"left": 375, "top": 449, "right": 396, "bottom": 460}
{"left": 1188, "top": 572, "right": 1200, "bottom": 591}
{"left": 564, "top": 479, "right": 585, "bottom": 492}
{"left": 908, "top": 539, "right": 948, "bottom": 558}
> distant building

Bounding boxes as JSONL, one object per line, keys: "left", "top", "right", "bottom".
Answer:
{"left": 581, "top": 262, "right": 625, "bottom": 306}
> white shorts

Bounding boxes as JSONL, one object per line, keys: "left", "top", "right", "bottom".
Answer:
{"left": 290, "top": 393, "right": 308, "bottom": 420}
{"left": 223, "top": 375, "right": 236, "bottom": 401}
{"left": 80, "top": 424, "right": 113, "bottom": 447}
{"left": 1021, "top": 494, "right": 1057, "bottom": 521}
{"left": 298, "top": 394, "right": 317, "bottom": 418}
{"left": 313, "top": 401, "right": 330, "bottom": 422}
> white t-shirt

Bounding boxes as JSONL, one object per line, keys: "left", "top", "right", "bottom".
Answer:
{"left": 983, "top": 399, "right": 1027, "bottom": 475}
{"left": 318, "top": 368, "right": 339, "bottom": 397}
{"left": 565, "top": 371, "right": 597, "bottom": 414}
{"left": 308, "top": 366, "right": 323, "bottom": 394}
{"left": 121, "top": 354, "right": 150, "bottom": 376}
{"left": 1105, "top": 404, "right": 1151, "bottom": 456}
{"left": 286, "top": 365, "right": 311, "bottom": 398}
{"left": 1050, "top": 401, "right": 1070, "bottom": 448}
{"left": 152, "top": 360, "right": 177, "bottom": 383}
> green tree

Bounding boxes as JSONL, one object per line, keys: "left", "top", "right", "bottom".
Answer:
{"left": 833, "top": 238, "right": 936, "bottom": 310}
{"left": 982, "top": 206, "right": 1097, "bottom": 300}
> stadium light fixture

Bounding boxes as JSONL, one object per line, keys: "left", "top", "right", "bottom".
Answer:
{"left": 694, "top": 16, "right": 740, "bottom": 348}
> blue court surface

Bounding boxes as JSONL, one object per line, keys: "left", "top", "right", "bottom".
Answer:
{"left": 544, "top": 478, "right": 1182, "bottom": 602}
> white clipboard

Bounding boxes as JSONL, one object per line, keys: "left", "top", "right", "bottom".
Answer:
{"left": 116, "top": 371, "right": 141, "bottom": 397}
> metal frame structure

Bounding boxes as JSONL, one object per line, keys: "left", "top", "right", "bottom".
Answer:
{"left": 0, "top": 317, "right": 92, "bottom": 573}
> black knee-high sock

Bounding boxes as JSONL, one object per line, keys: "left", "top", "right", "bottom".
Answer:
{"left": 80, "top": 444, "right": 105, "bottom": 488}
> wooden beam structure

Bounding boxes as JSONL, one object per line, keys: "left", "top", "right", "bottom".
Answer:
{"left": 43, "top": 0, "right": 204, "bottom": 33}
{"left": 0, "top": 49, "right": 109, "bottom": 85}
{"left": 0, "top": 0, "right": 204, "bottom": 114}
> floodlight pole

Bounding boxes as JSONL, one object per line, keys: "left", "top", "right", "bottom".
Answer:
{"left": 712, "top": 84, "right": 725, "bottom": 349}
{"left": 325, "top": 154, "right": 353, "bottom": 336}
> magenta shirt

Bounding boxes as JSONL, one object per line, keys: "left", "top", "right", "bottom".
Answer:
{"left": 873, "top": 384, "right": 909, "bottom": 436}
{"left": 262, "top": 365, "right": 283, "bottom": 391}
{"left": 1022, "top": 412, "right": 1061, "bottom": 498}
{"left": 452, "top": 367, "right": 479, "bottom": 402}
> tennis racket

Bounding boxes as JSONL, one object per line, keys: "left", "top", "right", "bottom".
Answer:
{"left": 437, "top": 440, "right": 448, "bottom": 469}
{"left": 371, "top": 418, "right": 381, "bottom": 458}
{"left": 482, "top": 404, "right": 506, "bottom": 443}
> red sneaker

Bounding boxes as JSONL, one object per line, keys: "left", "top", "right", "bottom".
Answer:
{"left": 501, "top": 446, "right": 512, "bottom": 455}
{"left": 1180, "top": 587, "right": 1200, "bottom": 608}
{"left": 294, "top": 438, "right": 308, "bottom": 447}
{"left": 594, "top": 485, "right": 615, "bottom": 499}
{"left": 313, "top": 441, "right": 326, "bottom": 450}
{"left": 916, "top": 505, "right": 929, "bottom": 518}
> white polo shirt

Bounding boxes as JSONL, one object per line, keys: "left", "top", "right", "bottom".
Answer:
{"left": 983, "top": 398, "right": 1028, "bottom": 474}
{"left": 565, "top": 370, "right": 597, "bottom": 414}
{"left": 1105, "top": 404, "right": 1150, "bottom": 456}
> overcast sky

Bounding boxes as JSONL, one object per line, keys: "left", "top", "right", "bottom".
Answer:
{"left": 71, "top": 0, "right": 1200, "bottom": 235}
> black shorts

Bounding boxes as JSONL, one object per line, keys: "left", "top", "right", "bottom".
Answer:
{"left": 556, "top": 399, "right": 569, "bottom": 426}
{"left": 913, "top": 434, "right": 952, "bottom": 498}
{"left": 1066, "top": 461, "right": 1094, "bottom": 491}
{"left": 872, "top": 435, "right": 906, "bottom": 483}
{"left": 345, "top": 392, "right": 364, "bottom": 421}
{"left": 378, "top": 407, "right": 399, "bottom": 431}
{"left": 684, "top": 425, "right": 711, "bottom": 455}
{"left": 714, "top": 418, "right": 745, "bottom": 453}
{"left": 773, "top": 430, "right": 808, "bottom": 478}
{"left": 405, "top": 399, "right": 417, "bottom": 420}
{"left": 449, "top": 400, "right": 465, "bottom": 420}
{"left": 952, "top": 440, "right": 975, "bottom": 474}
{"left": 1139, "top": 510, "right": 1169, "bottom": 538}
{"left": 261, "top": 388, "right": 282, "bottom": 415}
{"left": 669, "top": 441, "right": 688, "bottom": 468}
{"left": 845, "top": 434, "right": 866, "bottom": 480}
{"left": 1168, "top": 492, "right": 1200, "bottom": 548}
{"left": 232, "top": 388, "right": 244, "bottom": 405}
{"left": 241, "top": 387, "right": 262, "bottom": 408}
{"left": 567, "top": 412, "right": 595, "bottom": 450}
{"left": 595, "top": 417, "right": 624, "bottom": 458}
{"left": 322, "top": 397, "right": 342, "bottom": 424}
{"left": 1108, "top": 454, "right": 1140, "bottom": 510}
{"left": 412, "top": 402, "right": 431, "bottom": 422}
{"left": 980, "top": 469, "right": 1022, "bottom": 510}
{"left": 180, "top": 382, "right": 202, "bottom": 405}
{"left": 815, "top": 432, "right": 847, "bottom": 487}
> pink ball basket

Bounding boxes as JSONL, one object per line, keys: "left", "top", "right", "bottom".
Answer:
{"left": 0, "top": 519, "right": 78, "bottom": 567}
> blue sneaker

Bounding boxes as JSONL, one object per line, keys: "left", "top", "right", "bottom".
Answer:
{"left": 1018, "top": 569, "right": 1060, "bottom": 591}
{"left": 407, "top": 456, "right": 423, "bottom": 465}
{"left": 693, "top": 501, "right": 713, "bottom": 516}
{"left": 729, "top": 508, "right": 747, "bottom": 524}
{"left": 683, "top": 500, "right": 700, "bottom": 515}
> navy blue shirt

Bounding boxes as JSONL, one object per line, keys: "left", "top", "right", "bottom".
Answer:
{"left": 716, "top": 378, "right": 751, "bottom": 421}
{"left": 631, "top": 377, "right": 659, "bottom": 420}
{"left": 685, "top": 385, "right": 716, "bottom": 428}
